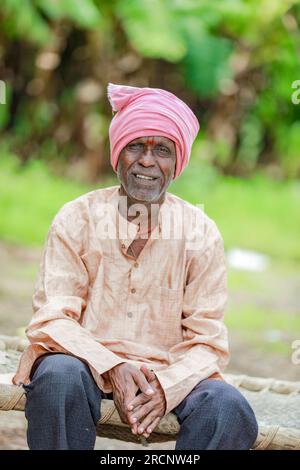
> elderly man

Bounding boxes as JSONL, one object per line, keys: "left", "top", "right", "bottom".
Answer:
{"left": 13, "top": 83, "right": 258, "bottom": 450}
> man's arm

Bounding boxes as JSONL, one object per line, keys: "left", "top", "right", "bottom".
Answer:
{"left": 25, "top": 210, "right": 125, "bottom": 387}
{"left": 127, "top": 219, "right": 229, "bottom": 435}
{"left": 25, "top": 206, "right": 155, "bottom": 427}
{"left": 154, "top": 222, "right": 229, "bottom": 415}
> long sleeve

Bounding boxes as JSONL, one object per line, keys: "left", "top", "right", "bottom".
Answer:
{"left": 23, "top": 206, "right": 125, "bottom": 391}
{"left": 155, "top": 221, "right": 229, "bottom": 415}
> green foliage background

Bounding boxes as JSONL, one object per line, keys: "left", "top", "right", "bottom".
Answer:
{"left": 1, "top": 0, "right": 300, "bottom": 178}
{"left": 1, "top": 0, "right": 300, "bottom": 257}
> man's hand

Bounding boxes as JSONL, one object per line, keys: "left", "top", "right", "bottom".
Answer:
{"left": 106, "top": 363, "right": 154, "bottom": 426}
{"left": 127, "top": 365, "right": 166, "bottom": 438}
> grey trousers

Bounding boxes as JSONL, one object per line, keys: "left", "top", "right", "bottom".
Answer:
{"left": 23, "top": 353, "right": 258, "bottom": 450}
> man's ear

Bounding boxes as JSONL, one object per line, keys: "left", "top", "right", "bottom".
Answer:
{"left": 173, "top": 159, "right": 177, "bottom": 179}
{"left": 116, "top": 158, "right": 122, "bottom": 178}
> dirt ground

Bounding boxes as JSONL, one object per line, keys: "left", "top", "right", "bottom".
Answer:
{"left": 0, "top": 241, "right": 299, "bottom": 450}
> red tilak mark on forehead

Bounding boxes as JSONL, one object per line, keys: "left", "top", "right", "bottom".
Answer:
{"left": 145, "top": 139, "right": 155, "bottom": 146}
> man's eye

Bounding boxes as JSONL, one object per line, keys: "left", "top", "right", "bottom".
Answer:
{"left": 156, "top": 146, "right": 169, "bottom": 154}
{"left": 127, "top": 143, "right": 143, "bottom": 151}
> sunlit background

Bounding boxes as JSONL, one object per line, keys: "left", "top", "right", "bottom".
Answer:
{"left": 0, "top": 0, "right": 300, "bottom": 449}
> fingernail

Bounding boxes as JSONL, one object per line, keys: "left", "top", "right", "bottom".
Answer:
{"left": 146, "top": 388, "right": 154, "bottom": 395}
{"left": 128, "top": 405, "right": 133, "bottom": 410}
{"left": 132, "top": 417, "right": 137, "bottom": 423}
{"left": 139, "top": 428, "right": 144, "bottom": 433}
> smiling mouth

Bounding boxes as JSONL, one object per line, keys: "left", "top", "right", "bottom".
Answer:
{"left": 132, "top": 173, "right": 159, "bottom": 183}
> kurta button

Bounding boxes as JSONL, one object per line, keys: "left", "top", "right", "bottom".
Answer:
{"left": 134, "top": 262, "right": 139, "bottom": 268}
{"left": 131, "top": 288, "right": 136, "bottom": 294}
{"left": 127, "top": 312, "right": 133, "bottom": 318}
{"left": 121, "top": 243, "right": 125, "bottom": 249}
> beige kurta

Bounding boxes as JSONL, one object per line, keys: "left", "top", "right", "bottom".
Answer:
{"left": 13, "top": 185, "right": 229, "bottom": 415}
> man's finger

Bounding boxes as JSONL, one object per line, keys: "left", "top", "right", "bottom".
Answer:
{"left": 129, "top": 401, "right": 154, "bottom": 424}
{"left": 137, "top": 410, "right": 161, "bottom": 435}
{"left": 127, "top": 391, "right": 150, "bottom": 411}
{"left": 140, "top": 365, "right": 156, "bottom": 382}
{"left": 128, "top": 404, "right": 142, "bottom": 424}
{"left": 133, "top": 370, "right": 154, "bottom": 397}
{"left": 144, "top": 416, "right": 161, "bottom": 436}
{"left": 115, "top": 378, "right": 139, "bottom": 424}
{"left": 131, "top": 419, "right": 140, "bottom": 435}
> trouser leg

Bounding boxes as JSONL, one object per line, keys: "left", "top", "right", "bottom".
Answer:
{"left": 173, "top": 379, "right": 258, "bottom": 450}
{"left": 23, "top": 353, "right": 102, "bottom": 450}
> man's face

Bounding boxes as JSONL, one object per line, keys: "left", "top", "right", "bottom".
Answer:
{"left": 117, "top": 136, "right": 176, "bottom": 204}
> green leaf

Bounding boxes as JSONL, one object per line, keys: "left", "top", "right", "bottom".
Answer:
{"left": 275, "top": 122, "right": 300, "bottom": 177}
{"left": 117, "top": 0, "right": 186, "bottom": 62}
{"left": 0, "top": 82, "right": 12, "bottom": 130}
{"left": 2, "top": 0, "right": 50, "bottom": 44}
{"left": 236, "top": 114, "right": 264, "bottom": 171}
{"left": 182, "top": 33, "right": 233, "bottom": 97}
{"left": 36, "top": 0, "right": 102, "bottom": 28}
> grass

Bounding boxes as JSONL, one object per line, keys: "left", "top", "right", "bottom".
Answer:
{"left": 1, "top": 151, "right": 300, "bottom": 263}
{"left": 226, "top": 304, "right": 300, "bottom": 354}
{"left": 228, "top": 268, "right": 267, "bottom": 292}
{"left": 226, "top": 305, "right": 300, "bottom": 332}
{"left": 227, "top": 259, "right": 300, "bottom": 354}
{"left": 0, "top": 153, "right": 95, "bottom": 245}
{"left": 170, "top": 159, "right": 300, "bottom": 261}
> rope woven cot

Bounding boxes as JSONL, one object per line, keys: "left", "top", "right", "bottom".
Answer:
{"left": 1, "top": 334, "right": 300, "bottom": 450}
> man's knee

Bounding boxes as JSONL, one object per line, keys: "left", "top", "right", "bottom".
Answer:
{"left": 193, "top": 379, "right": 258, "bottom": 444}
{"left": 195, "top": 379, "right": 254, "bottom": 416}
{"left": 174, "top": 379, "right": 258, "bottom": 449}
{"left": 198, "top": 379, "right": 244, "bottom": 406}
{"left": 179, "top": 379, "right": 258, "bottom": 427}
{"left": 24, "top": 354, "right": 102, "bottom": 449}
{"left": 30, "top": 353, "right": 91, "bottom": 390}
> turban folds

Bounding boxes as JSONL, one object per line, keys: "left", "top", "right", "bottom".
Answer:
{"left": 107, "top": 83, "right": 199, "bottom": 179}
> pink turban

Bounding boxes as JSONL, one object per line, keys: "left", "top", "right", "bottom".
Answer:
{"left": 107, "top": 83, "right": 199, "bottom": 179}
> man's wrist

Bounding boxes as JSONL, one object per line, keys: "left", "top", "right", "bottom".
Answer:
{"left": 102, "top": 362, "right": 127, "bottom": 382}
{"left": 102, "top": 370, "right": 111, "bottom": 381}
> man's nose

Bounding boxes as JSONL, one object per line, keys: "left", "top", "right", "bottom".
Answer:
{"left": 138, "top": 148, "right": 156, "bottom": 166}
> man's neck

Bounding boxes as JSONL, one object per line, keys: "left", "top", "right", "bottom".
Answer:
{"left": 118, "top": 185, "right": 164, "bottom": 229}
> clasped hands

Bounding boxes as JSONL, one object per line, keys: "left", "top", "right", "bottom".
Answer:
{"left": 104, "top": 363, "right": 166, "bottom": 439}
